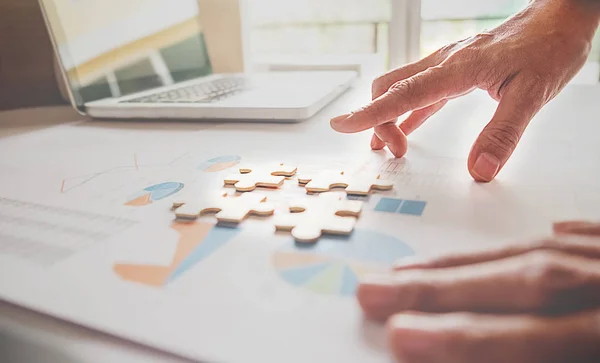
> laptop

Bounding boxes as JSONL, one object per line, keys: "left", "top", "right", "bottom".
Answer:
{"left": 38, "top": 0, "right": 357, "bottom": 121}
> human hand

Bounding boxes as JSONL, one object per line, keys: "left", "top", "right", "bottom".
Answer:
{"left": 331, "top": 0, "right": 600, "bottom": 182}
{"left": 357, "top": 221, "right": 600, "bottom": 363}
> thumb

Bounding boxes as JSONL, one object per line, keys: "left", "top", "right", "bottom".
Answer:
{"left": 468, "top": 83, "right": 543, "bottom": 182}
{"left": 388, "top": 311, "right": 600, "bottom": 363}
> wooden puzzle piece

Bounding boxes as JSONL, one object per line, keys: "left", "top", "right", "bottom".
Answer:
{"left": 298, "top": 170, "right": 394, "bottom": 195}
{"left": 225, "top": 163, "right": 297, "bottom": 192}
{"left": 239, "top": 163, "right": 298, "bottom": 177}
{"left": 274, "top": 192, "right": 364, "bottom": 243}
{"left": 173, "top": 192, "right": 275, "bottom": 223}
{"left": 224, "top": 172, "right": 284, "bottom": 192}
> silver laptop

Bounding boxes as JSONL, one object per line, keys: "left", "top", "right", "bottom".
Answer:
{"left": 38, "top": 0, "right": 357, "bottom": 121}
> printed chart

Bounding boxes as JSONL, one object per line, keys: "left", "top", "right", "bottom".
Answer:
{"left": 273, "top": 229, "right": 414, "bottom": 296}
{"left": 0, "top": 197, "right": 136, "bottom": 267}
{"left": 377, "top": 156, "right": 465, "bottom": 189}
{"left": 124, "top": 182, "right": 185, "bottom": 207}
{"left": 374, "top": 197, "right": 428, "bottom": 217}
{"left": 58, "top": 154, "right": 242, "bottom": 209}
{"left": 60, "top": 153, "right": 191, "bottom": 194}
{"left": 198, "top": 155, "right": 241, "bottom": 172}
{"left": 114, "top": 221, "right": 239, "bottom": 286}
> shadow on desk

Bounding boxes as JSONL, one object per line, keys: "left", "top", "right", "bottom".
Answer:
{"left": 0, "top": 329, "right": 78, "bottom": 363}
{"left": 0, "top": 106, "right": 82, "bottom": 139}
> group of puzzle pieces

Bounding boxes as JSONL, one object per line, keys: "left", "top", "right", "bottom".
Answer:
{"left": 223, "top": 163, "right": 393, "bottom": 195}
{"left": 172, "top": 163, "right": 394, "bottom": 243}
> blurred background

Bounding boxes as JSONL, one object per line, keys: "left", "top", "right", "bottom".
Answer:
{"left": 2, "top": 0, "right": 599, "bottom": 110}
{"left": 248, "top": 0, "right": 600, "bottom": 82}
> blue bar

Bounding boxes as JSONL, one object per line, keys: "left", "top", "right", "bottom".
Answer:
{"left": 374, "top": 198, "right": 403, "bottom": 213}
{"left": 398, "top": 200, "right": 427, "bottom": 216}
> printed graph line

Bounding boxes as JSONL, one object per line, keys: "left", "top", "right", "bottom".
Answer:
{"left": 60, "top": 152, "right": 191, "bottom": 193}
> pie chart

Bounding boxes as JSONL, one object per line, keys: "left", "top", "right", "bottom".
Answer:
{"left": 272, "top": 229, "right": 414, "bottom": 296}
{"left": 125, "top": 182, "right": 185, "bottom": 207}
{"left": 198, "top": 155, "right": 241, "bottom": 172}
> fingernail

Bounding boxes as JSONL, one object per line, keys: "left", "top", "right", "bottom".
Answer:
{"left": 472, "top": 152, "right": 500, "bottom": 182}
{"left": 330, "top": 113, "right": 355, "bottom": 130}
{"left": 393, "top": 256, "right": 428, "bottom": 270}
{"left": 389, "top": 315, "right": 442, "bottom": 358}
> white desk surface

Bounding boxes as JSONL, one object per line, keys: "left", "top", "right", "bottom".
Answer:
{"left": 0, "top": 81, "right": 599, "bottom": 363}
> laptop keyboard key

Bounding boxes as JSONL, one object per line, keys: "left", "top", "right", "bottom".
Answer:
{"left": 121, "top": 77, "right": 247, "bottom": 104}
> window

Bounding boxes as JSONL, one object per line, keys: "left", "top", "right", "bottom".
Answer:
{"left": 247, "top": 0, "right": 392, "bottom": 77}
{"left": 247, "top": 0, "right": 599, "bottom": 82}
{"left": 420, "top": 0, "right": 529, "bottom": 57}
{"left": 417, "top": 0, "right": 600, "bottom": 84}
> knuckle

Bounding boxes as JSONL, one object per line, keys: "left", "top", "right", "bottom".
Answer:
{"left": 388, "top": 78, "right": 418, "bottom": 111}
{"left": 471, "top": 32, "right": 494, "bottom": 45}
{"left": 437, "top": 42, "right": 461, "bottom": 58}
{"left": 522, "top": 251, "right": 581, "bottom": 311}
{"left": 531, "top": 238, "right": 563, "bottom": 251}
{"left": 479, "top": 121, "right": 522, "bottom": 155}
{"left": 371, "top": 75, "right": 388, "bottom": 98}
{"left": 358, "top": 102, "right": 386, "bottom": 126}
{"left": 443, "top": 34, "right": 494, "bottom": 83}
{"left": 444, "top": 49, "right": 480, "bottom": 83}
{"left": 451, "top": 47, "right": 480, "bottom": 63}
{"left": 408, "top": 280, "right": 440, "bottom": 312}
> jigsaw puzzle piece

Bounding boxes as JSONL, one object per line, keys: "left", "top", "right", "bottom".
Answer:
{"left": 288, "top": 192, "right": 363, "bottom": 217}
{"left": 274, "top": 192, "right": 363, "bottom": 243}
{"left": 274, "top": 213, "right": 356, "bottom": 243}
{"left": 299, "top": 169, "right": 394, "bottom": 195}
{"left": 224, "top": 173, "right": 285, "bottom": 192}
{"left": 173, "top": 192, "right": 275, "bottom": 223}
{"left": 173, "top": 202, "right": 211, "bottom": 220}
{"left": 297, "top": 170, "right": 346, "bottom": 193}
{"left": 345, "top": 176, "right": 394, "bottom": 195}
{"left": 216, "top": 193, "right": 275, "bottom": 223}
{"left": 239, "top": 163, "right": 298, "bottom": 177}
{"left": 274, "top": 213, "right": 323, "bottom": 243}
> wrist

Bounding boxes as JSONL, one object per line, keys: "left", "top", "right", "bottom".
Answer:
{"left": 530, "top": 0, "right": 600, "bottom": 38}
{"left": 569, "top": 0, "right": 600, "bottom": 21}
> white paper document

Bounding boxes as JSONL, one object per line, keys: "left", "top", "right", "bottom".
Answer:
{"left": 0, "top": 100, "right": 598, "bottom": 363}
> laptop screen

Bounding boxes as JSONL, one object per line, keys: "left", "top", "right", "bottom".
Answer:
{"left": 40, "top": 0, "right": 213, "bottom": 106}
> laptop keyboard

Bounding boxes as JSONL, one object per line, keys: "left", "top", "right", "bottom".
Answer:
{"left": 121, "top": 77, "right": 247, "bottom": 104}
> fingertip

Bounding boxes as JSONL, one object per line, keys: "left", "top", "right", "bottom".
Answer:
{"left": 387, "top": 314, "right": 444, "bottom": 362}
{"left": 469, "top": 152, "right": 500, "bottom": 182}
{"left": 371, "top": 134, "right": 386, "bottom": 150}
{"left": 553, "top": 221, "right": 591, "bottom": 232}
{"left": 372, "top": 123, "right": 409, "bottom": 158}
{"left": 553, "top": 221, "right": 580, "bottom": 235}
{"left": 388, "top": 141, "right": 408, "bottom": 159}
{"left": 552, "top": 221, "right": 600, "bottom": 236}
{"left": 356, "top": 275, "right": 397, "bottom": 320}
{"left": 330, "top": 113, "right": 352, "bottom": 132}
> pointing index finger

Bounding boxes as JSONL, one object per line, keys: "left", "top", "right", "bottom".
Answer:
{"left": 331, "top": 65, "right": 467, "bottom": 133}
